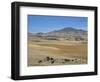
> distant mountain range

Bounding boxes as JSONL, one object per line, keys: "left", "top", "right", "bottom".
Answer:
{"left": 29, "top": 27, "right": 87, "bottom": 41}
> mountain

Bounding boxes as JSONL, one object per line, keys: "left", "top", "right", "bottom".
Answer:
{"left": 29, "top": 27, "right": 87, "bottom": 41}
{"left": 55, "top": 27, "right": 86, "bottom": 33}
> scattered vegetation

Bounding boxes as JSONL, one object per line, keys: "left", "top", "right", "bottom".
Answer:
{"left": 64, "top": 59, "right": 70, "bottom": 62}
{"left": 38, "top": 60, "right": 42, "bottom": 63}
{"left": 37, "top": 56, "right": 80, "bottom": 65}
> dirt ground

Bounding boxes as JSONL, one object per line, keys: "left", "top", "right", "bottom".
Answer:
{"left": 28, "top": 40, "right": 87, "bottom": 66}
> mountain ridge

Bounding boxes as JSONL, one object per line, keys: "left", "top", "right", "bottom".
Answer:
{"left": 29, "top": 27, "right": 87, "bottom": 41}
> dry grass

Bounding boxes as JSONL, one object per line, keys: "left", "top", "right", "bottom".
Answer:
{"left": 28, "top": 40, "right": 87, "bottom": 66}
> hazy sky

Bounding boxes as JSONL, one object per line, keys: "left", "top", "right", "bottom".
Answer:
{"left": 28, "top": 15, "right": 88, "bottom": 33}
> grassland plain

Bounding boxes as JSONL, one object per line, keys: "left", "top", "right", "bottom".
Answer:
{"left": 28, "top": 40, "right": 87, "bottom": 66}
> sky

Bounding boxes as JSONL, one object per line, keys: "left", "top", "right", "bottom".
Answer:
{"left": 28, "top": 15, "right": 88, "bottom": 33}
